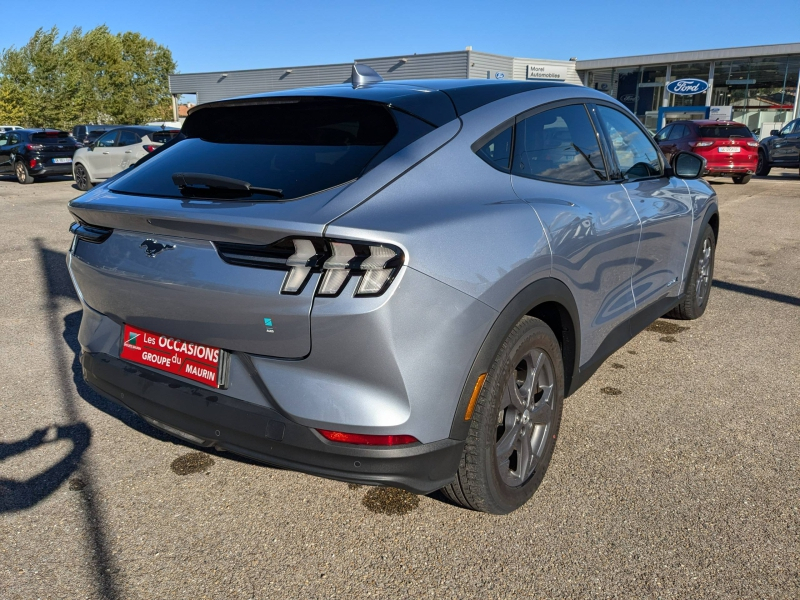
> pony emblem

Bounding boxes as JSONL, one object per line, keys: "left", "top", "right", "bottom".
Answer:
{"left": 141, "top": 239, "right": 176, "bottom": 258}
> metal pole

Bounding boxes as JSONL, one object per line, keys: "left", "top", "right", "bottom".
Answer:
{"left": 794, "top": 65, "right": 800, "bottom": 119}
{"left": 706, "top": 62, "right": 715, "bottom": 107}
{"left": 662, "top": 65, "right": 672, "bottom": 107}
{"left": 172, "top": 95, "right": 179, "bottom": 122}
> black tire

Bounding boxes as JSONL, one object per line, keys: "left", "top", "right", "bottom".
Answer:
{"left": 732, "top": 174, "right": 751, "bottom": 184}
{"left": 755, "top": 150, "right": 770, "bottom": 176}
{"left": 664, "top": 224, "right": 716, "bottom": 320}
{"left": 74, "top": 163, "right": 93, "bottom": 191}
{"left": 14, "top": 161, "right": 34, "bottom": 184}
{"left": 442, "top": 316, "right": 564, "bottom": 514}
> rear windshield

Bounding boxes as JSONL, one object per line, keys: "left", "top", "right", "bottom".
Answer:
{"left": 698, "top": 125, "right": 752, "bottom": 138}
{"left": 111, "top": 98, "right": 434, "bottom": 200}
{"left": 151, "top": 130, "right": 181, "bottom": 144}
{"left": 31, "top": 131, "right": 77, "bottom": 145}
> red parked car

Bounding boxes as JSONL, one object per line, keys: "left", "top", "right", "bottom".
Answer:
{"left": 654, "top": 120, "right": 758, "bottom": 184}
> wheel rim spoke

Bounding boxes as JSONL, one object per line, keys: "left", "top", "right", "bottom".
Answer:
{"left": 495, "top": 344, "right": 556, "bottom": 487}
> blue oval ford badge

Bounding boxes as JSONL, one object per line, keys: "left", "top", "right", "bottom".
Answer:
{"left": 667, "top": 78, "right": 709, "bottom": 96}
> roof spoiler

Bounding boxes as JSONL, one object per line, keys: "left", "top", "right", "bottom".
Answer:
{"left": 351, "top": 63, "right": 383, "bottom": 88}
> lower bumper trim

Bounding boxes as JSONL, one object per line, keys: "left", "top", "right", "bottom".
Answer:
{"left": 81, "top": 352, "right": 464, "bottom": 494}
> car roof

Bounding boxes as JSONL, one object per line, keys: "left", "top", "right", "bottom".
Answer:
{"left": 15, "top": 128, "right": 71, "bottom": 134}
{"left": 189, "top": 79, "right": 578, "bottom": 127}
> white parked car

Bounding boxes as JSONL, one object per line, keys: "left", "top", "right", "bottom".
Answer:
{"left": 72, "top": 126, "right": 180, "bottom": 191}
{"left": 0, "top": 125, "right": 23, "bottom": 132}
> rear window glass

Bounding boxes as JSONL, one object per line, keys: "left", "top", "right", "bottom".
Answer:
{"left": 151, "top": 130, "right": 180, "bottom": 144}
{"left": 698, "top": 125, "right": 751, "bottom": 138}
{"left": 111, "top": 99, "right": 432, "bottom": 200}
{"left": 31, "top": 131, "right": 77, "bottom": 145}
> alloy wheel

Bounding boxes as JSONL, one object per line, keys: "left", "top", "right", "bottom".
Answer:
{"left": 495, "top": 348, "right": 555, "bottom": 487}
{"left": 75, "top": 165, "right": 88, "bottom": 189}
{"left": 15, "top": 162, "right": 25, "bottom": 183}
{"left": 695, "top": 238, "right": 712, "bottom": 306}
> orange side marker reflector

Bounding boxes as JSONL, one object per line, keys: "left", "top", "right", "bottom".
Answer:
{"left": 464, "top": 373, "right": 487, "bottom": 421}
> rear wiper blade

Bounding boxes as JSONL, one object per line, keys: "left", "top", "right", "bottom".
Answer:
{"left": 172, "top": 172, "right": 284, "bottom": 199}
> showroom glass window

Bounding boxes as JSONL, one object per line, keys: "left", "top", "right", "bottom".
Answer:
{"left": 595, "top": 106, "right": 663, "bottom": 181}
{"left": 512, "top": 104, "right": 607, "bottom": 183}
{"left": 668, "top": 62, "right": 711, "bottom": 108}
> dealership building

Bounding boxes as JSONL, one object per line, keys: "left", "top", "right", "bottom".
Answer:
{"left": 169, "top": 42, "right": 800, "bottom": 134}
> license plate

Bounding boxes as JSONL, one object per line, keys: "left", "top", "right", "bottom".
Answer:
{"left": 120, "top": 324, "right": 226, "bottom": 387}
{"left": 52, "top": 157, "right": 72, "bottom": 163}
{"left": 718, "top": 147, "right": 740, "bottom": 153}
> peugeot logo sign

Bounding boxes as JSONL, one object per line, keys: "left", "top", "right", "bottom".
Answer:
{"left": 666, "top": 78, "right": 709, "bottom": 96}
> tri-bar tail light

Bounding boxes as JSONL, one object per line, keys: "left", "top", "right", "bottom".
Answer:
{"left": 215, "top": 237, "right": 404, "bottom": 297}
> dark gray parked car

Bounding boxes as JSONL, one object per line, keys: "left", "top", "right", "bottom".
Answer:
{"left": 756, "top": 118, "right": 800, "bottom": 175}
{"left": 67, "top": 69, "right": 718, "bottom": 514}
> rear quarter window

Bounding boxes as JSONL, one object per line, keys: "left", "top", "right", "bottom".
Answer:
{"left": 111, "top": 98, "right": 434, "bottom": 200}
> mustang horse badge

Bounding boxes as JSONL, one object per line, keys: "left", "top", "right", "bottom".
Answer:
{"left": 141, "top": 239, "right": 176, "bottom": 258}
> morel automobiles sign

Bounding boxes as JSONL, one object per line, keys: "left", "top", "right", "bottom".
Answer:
{"left": 667, "top": 79, "right": 709, "bottom": 95}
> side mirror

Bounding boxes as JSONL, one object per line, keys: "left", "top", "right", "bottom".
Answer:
{"left": 671, "top": 151, "right": 706, "bottom": 180}
{"left": 770, "top": 129, "right": 780, "bottom": 137}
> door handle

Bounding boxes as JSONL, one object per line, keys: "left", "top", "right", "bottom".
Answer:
{"left": 124, "top": 150, "right": 132, "bottom": 153}
{"left": 102, "top": 151, "right": 110, "bottom": 154}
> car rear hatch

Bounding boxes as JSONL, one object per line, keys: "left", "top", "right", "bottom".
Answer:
{"left": 68, "top": 93, "right": 451, "bottom": 359}
{"left": 691, "top": 124, "right": 758, "bottom": 166}
{"left": 30, "top": 131, "right": 80, "bottom": 163}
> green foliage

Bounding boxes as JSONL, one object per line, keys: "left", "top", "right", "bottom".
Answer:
{"left": 0, "top": 26, "right": 176, "bottom": 129}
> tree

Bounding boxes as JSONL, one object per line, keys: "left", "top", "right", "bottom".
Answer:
{"left": 0, "top": 26, "right": 176, "bottom": 129}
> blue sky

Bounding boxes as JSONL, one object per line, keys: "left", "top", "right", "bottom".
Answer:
{"left": 3, "top": 0, "right": 799, "bottom": 74}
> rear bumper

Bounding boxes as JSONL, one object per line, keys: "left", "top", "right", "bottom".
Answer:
{"left": 30, "top": 162, "right": 74, "bottom": 176}
{"left": 81, "top": 351, "right": 464, "bottom": 494}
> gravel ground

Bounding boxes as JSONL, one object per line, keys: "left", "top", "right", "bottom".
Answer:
{"left": 1, "top": 171, "right": 798, "bottom": 599}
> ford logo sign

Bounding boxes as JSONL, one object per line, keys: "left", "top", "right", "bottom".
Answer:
{"left": 666, "top": 78, "right": 709, "bottom": 96}
{"left": 620, "top": 94, "right": 636, "bottom": 104}
{"left": 495, "top": 72, "right": 505, "bottom": 80}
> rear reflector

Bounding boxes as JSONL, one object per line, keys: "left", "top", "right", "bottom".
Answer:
{"left": 317, "top": 429, "right": 418, "bottom": 446}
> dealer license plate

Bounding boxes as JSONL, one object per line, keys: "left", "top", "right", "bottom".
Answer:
{"left": 52, "top": 157, "right": 72, "bottom": 163}
{"left": 120, "top": 324, "right": 226, "bottom": 388}
{"left": 718, "top": 147, "right": 740, "bottom": 153}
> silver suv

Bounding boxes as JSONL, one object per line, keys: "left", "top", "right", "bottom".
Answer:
{"left": 67, "top": 71, "right": 718, "bottom": 514}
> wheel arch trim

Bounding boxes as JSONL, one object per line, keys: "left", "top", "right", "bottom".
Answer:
{"left": 448, "top": 277, "right": 581, "bottom": 440}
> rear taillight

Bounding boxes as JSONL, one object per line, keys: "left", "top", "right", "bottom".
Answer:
{"left": 693, "top": 141, "right": 714, "bottom": 147}
{"left": 746, "top": 141, "right": 758, "bottom": 147}
{"left": 25, "top": 144, "right": 43, "bottom": 151}
{"left": 215, "top": 237, "right": 404, "bottom": 297}
{"left": 317, "top": 430, "right": 418, "bottom": 446}
{"left": 29, "top": 159, "right": 38, "bottom": 168}
{"left": 142, "top": 145, "right": 158, "bottom": 153}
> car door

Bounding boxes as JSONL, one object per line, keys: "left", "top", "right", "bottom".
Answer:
{"left": 776, "top": 120, "right": 800, "bottom": 164}
{"left": 113, "top": 129, "right": 142, "bottom": 172}
{"left": 770, "top": 120, "right": 796, "bottom": 163}
{"left": 593, "top": 104, "right": 694, "bottom": 311}
{"left": 654, "top": 125, "right": 675, "bottom": 160}
{"left": 0, "top": 132, "right": 10, "bottom": 172}
{"left": 88, "top": 130, "right": 119, "bottom": 179}
{"left": 510, "top": 101, "right": 642, "bottom": 365}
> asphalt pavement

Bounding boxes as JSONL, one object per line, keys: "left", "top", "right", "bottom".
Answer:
{"left": 1, "top": 171, "right": 798, "bottom": 599}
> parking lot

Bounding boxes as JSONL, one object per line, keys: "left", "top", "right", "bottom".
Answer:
{"left": 1, "top": 171, "right": 798, "bottom": 598}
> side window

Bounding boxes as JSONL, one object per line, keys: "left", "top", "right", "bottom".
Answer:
{"left": 779, "top": 121, "right": 794, "bottom": 135}
{"left": 654, "top": 125, "right": 672, "bottom": 142}
{"left": 9, "top": 134, "right": 19, "bottom": 145}
{"left": 512, "top": 104, "right": 606, "bottom": 183}
{"left": 0, "top": 134, "right": 7, "bottom": 147}
{"left": 668, "top": 125, "right": 687, "bottom": 140}
{"left": 596, "top": 105, "right": 663, "bottom": 181}
{"left": 95, "top": 131, "right": 118, "bottom": 148}
{"left": 118, "top": 130, "right": 142, "bottom": 146}
{"left": 475, "top": 126, "right": 512, "bottom": 170}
